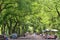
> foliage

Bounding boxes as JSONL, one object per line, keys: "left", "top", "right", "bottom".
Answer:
{"left": 0, "top": 0, "right": 60, "bottom": 36}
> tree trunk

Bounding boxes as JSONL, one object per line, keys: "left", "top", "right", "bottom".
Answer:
{"left": 12, "top": 21, "right": 18, "bottom": 33}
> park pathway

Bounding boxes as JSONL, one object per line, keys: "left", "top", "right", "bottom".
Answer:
{"left": 9, "top": 35, "right": 59, "bottom": 40}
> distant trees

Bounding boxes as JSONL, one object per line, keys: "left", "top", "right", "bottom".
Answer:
{"left": 0, "top": 0, "right": 60, "bottom": 36}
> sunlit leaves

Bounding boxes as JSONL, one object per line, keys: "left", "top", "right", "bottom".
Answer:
{"left": 0, "top": 0, "right": 60, "bottom": 35}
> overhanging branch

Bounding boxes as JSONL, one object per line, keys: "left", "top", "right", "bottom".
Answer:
{"left": 55, "top": 5, "right": 60, "bottom": 17}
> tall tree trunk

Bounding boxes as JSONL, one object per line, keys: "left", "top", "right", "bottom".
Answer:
{"left": 7, "top": 18, "right": 12, "bottom": 35}
{"left": 2, "top": 21, "right": 6, "bottom": 34}
{"left": 0, "top": 5, "right": 2, "bottom": 13}
{"left": 12, "top": 21, "right": 18, "bottom": 33}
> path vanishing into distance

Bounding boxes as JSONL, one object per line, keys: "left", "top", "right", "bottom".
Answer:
{"left": 9, "top": 35, "right": 59, "bottom": 40}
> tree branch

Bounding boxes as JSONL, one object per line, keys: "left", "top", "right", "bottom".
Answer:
{"left": 55, "top": 5, "right": 60, "bottom": 17}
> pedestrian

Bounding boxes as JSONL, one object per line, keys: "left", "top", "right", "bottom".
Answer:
{"left": 4, "top": 34, "right": 8, "bottom": 40}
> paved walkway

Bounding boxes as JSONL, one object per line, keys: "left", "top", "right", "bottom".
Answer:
{"left": 9, "top": 35, "right": 59, "bottom": 40}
